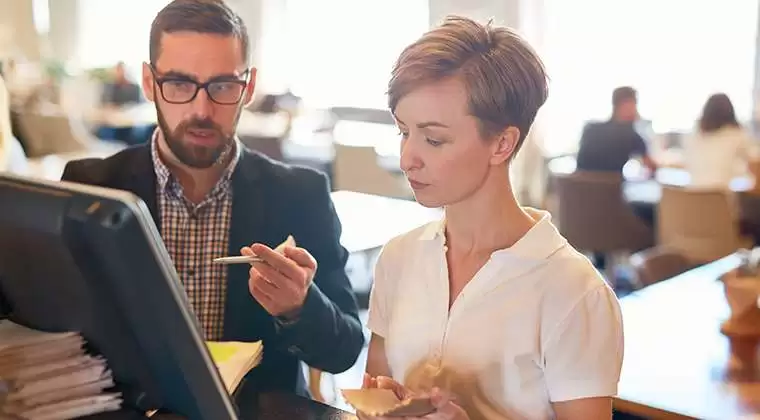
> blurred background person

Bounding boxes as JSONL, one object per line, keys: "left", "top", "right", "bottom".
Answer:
{"left": 682, "top": 93, "right": 758, "bottom": 189}
{"left": 96, "top": 61, "right": 150, "bottom": 144}
{"left": 576, "top": 86, "right": 657, "bottom": 175}
{"left": 100, "top": 61, "right": 141, "bottom": 108}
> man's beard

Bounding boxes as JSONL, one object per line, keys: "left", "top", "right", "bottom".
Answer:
{"left": 155, "top": 104, "right": 241, "bottom": 169}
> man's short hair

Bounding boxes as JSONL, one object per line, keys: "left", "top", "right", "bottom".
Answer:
{"left": 149, "top": 0, "right": 249, "bottom": 65}
{"left": 387, "top": 15, "right": 548, "bottom": 152}
{"left": 612, "top": 86, "right": 637, "bottom": 109}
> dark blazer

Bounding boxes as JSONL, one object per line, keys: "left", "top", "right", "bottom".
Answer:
{"left": 61, "top": 144, "right": 364, "bottom": 397}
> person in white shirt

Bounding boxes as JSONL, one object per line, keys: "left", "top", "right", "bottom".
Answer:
{"left": 361, "top": 16, "right": 624, "bottom": 420}
{"left": 683, "top": 93, "right": 758, "bottom": 189}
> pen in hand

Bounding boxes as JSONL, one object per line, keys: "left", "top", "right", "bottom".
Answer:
{"left": 212, "top": 235, "right": 295, "bottom": 265}
{"left": 212, "top": 255, "right": 264, "bottom": 264}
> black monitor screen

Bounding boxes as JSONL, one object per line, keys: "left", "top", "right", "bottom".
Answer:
{"left": 0, "top": 174, "right": 238, "bottom": 420}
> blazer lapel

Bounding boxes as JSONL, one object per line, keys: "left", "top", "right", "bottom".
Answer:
{"left": 223, "top": 151, "right": 273, "bottom": 340}
{"left": 121, "top": 145, "right": 161, "bottom": 232}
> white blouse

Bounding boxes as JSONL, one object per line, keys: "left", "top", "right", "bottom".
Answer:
{"left": 368, "top": 209, "right": 624, "bottom": 420}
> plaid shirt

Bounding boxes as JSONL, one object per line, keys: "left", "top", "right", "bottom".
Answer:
{"left": 151, "top": 135, "right": 240, "bottom": 340}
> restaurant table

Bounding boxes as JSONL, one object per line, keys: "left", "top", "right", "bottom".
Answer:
{"left": 330, "top": 190, "right": 442, "bottom": 254}
{"left": 546, "top": 155, "right": 754, "bottom": 205}
{"left": 283, "top": 120, "right": 403, "bottom": 173}
{"left": 623, "top": 167, "right": 754, "bottom": 205}
{"left": 614, "top": 253, "right": 760, "bottom": 419}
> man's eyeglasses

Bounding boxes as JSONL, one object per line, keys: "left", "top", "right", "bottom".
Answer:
{"left": 149, "top": 64, "right": 250, "bottom": 105}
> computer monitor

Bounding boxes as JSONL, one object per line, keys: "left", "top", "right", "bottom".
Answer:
{"left": 0, "top": 173, "right": 238, "bottom": 420}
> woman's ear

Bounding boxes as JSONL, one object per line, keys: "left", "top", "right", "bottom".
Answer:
{"left": 490, "top": 126, "right": 520, "bottom": 165}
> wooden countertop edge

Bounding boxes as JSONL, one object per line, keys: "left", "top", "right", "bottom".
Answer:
{"left": 614, "top": 397, "right": 700, "bottom": 420}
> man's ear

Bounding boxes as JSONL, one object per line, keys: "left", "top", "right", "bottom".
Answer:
{"left": 490, "top": 126, "right": 520, "bottom": 165}
{"left": 242, "top": 67, "right": 257, "bottom": 107}
{"left": 141, "top": 62, "right": 155, "bottom": 102}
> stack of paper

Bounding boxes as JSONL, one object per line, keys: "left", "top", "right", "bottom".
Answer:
{"left": 0, "top": 320, "right": 122, "bottom": 420}
{"left": 206, "top": 341, "right": 263, "bottom": 394}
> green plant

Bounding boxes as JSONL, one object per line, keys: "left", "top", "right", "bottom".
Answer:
{"left": 43, "top": 59, "right": 68, "bottom": 81}
{"left": 87, "top": 67, "right": 111, "bottom": 82}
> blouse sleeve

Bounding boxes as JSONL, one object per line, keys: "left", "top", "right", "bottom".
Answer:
{"left": 542, "top": 284, "right": 624, "bottom": 402}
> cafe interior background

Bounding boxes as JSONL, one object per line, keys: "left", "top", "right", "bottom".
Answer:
{"left": 3, "top": 0, "right": 760, "bottom": 416}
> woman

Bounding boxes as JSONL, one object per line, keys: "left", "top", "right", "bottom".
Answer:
{"left": 361, "top": 16, "right": 623, "bottom": 420}
{"left": 683, "top": 93, "right": 758, "bottom": 189}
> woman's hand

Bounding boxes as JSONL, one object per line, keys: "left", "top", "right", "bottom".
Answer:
{"left": 357, "top": 374, "right": 470, "bottom": 420}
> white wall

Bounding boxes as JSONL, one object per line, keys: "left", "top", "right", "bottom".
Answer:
{"left": 429, "top": 0, "right": 521, "bottom": 28}
{"left": 48, "top": 0, "right": 79, "bottom": 63}
{"left": 4, "top": 0, "right": 760, "bottom": 127}
{"left": 427, "top": 0, "right": 547, "bottom": 52}
{"left": 6, "top": 0, "right": 530, "bottom": 68}
{"left": 226, "top": 0, "right": 263, "bottom": 65}
{"left": 0, "top": 0, "right": 262, "bottom": 68}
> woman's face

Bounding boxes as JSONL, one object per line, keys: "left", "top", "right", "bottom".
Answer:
{"left": 394, "top": 78, "right": 517, "bottom": 208}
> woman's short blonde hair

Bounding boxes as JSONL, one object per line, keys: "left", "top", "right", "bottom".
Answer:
{"left": 388, "top": 16, "right": 548, "bottom": 151}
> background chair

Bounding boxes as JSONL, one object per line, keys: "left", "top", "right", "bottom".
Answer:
{"left": 629, "top": 246, "right": 694, "bottom": 288}
{"left": 553, "top": 171, "right": 654, "bottom": 281}
{"left": 658, "top": 186, "right": 752, "bottom": 264}
{"left": 15, "top": 112, "right": 123, "bottom": 158}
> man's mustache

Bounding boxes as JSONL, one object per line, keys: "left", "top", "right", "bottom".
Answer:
{"left": 180, "top": 119, "right": 224, "bottom": 134}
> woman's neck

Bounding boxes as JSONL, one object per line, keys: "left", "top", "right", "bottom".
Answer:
{"left": 444, "top": 172, "right": 535, "bottom": 256}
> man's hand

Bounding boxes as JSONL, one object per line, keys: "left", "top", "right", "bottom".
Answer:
{"left": 358, "top": 374, "right": 470, "bottom": 420}
{"left": 241, "top": 243, "right": 316, "bottom": 319}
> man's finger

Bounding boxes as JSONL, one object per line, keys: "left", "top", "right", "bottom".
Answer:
{"left": 248, "top": 264, "right": 278, "bottom": 287}
{"left": 253, "top": 279, "right": 280, "bottom": 302}
{"left": 252, "top": 262, "right": 299, "bottom": 289}
{"left": 250, "top": 243, "right": 301, "bottom": 278}
{"left": 249, "top": 269, "right": 276, "bottom": 302}
{"left": 283, "top": 247, "right": 317, "bottom": 270}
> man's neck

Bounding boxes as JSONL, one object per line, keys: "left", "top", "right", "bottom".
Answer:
{"left": 612, "top": 113, "right": 635, "bottom": 124}
{"left": 156, "top": 133, "right": 233, "bottom": 204}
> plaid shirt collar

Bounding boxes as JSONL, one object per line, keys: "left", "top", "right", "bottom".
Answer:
{"left": 150, "top": 129, "right": 242, "bottom": 200}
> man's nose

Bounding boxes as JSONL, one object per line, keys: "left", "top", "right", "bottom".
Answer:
{"left": 190, "top": 88, "right": 214, "bottom": 119}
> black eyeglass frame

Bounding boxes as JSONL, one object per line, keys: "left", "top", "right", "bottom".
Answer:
{"left": 148, "top": 64, "right": 251, "bottom": 105}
